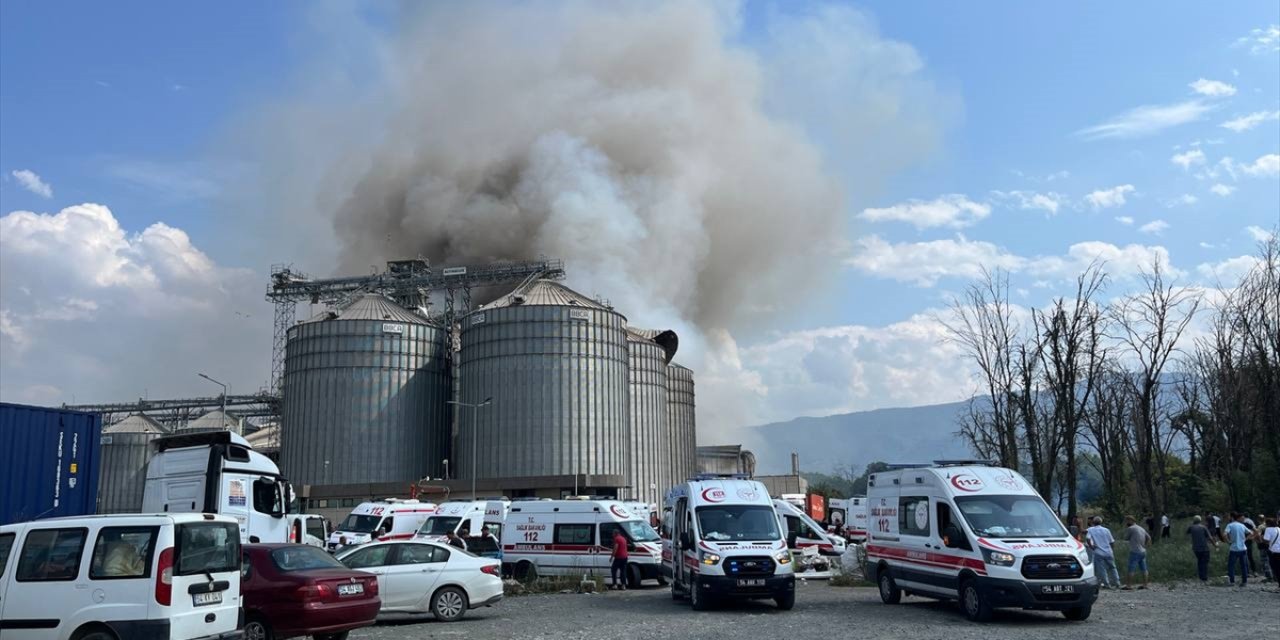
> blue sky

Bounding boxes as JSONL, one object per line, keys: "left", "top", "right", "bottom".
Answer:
{"left": 1, "top": 2, "right": 1277, "bottom": 433}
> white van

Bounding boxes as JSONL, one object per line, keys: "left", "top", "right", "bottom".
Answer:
{"left": 416, "top": 500, "right": 508, "bottom": 558}
{"left": 622, "top": 502, "right": 657, "bottom": 528}
{"left": 0, "top": 513, "right": 243, "bottom": 640}
{"left": 327, "top": 499, "right": 437, "bottom": 551}
{"left": 142, "top": 431, "right": 292, "bottom": 544}
{"left": 774, "top": 499, "right": 846, "bottom": 556}
{"left": 865, "top": 462, "right": 1097, "bottom": 622}
{"left": 664, "top": 475, "right": 795, "bottom": 611}
{"left": 286, "top": 513, "right": 329, "bottom": 548}
{"left": 845, "top": 496, "right": 869, "bottom": 543}
{"left": 501, "top": 499, "right": 663, "bottom": 588}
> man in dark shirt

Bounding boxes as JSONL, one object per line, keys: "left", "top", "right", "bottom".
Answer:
{"left": 610, "top": 529, "right": 629, "bottom": 591}
{"left": 1186, "top": 515, "right": 1213, "bottom": 583}
{"left": 446, "top": 530, "right": 468, "bottom": 551}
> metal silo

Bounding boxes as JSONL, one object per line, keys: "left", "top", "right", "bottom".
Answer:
{"left": 98, "top": 414, "right": 168, "bottom": 514}
{"left": 627, "top": 328, "right": 678, "bottom": 504}
{"left": 280, "top": 293, "right": 450, "bottom": 486}
{"left": 667, "top": 363, "right": 697, "bottom": 485}
{"left": 457, "top": 280, "right": 630, "bottom": 492}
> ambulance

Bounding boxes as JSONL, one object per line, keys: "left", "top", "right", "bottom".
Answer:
{"left": 774, "top": 499, "right": 846, "bottom": 556}
{"left": 500, "top": 499, "right": 663, "bottom": 588}
{"left": 326, "top": 498, "right": 437, "bottom": 551}
{"left": 864, "top": 462, "right": 1097, "bottom": 622}
{"left": 416, "top": 500, "right": 509, "bottom": 558}
{"left": 664, "top": 475, "right": 796, "bottom": 611}
{"left": 844, "top": 496, "right": 869, "bottom": 543}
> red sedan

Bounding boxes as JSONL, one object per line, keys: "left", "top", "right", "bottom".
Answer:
{"left": 241, "top": 543, "right": 381, "bottom": 640}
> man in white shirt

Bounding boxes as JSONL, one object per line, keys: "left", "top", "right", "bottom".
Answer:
{"left": 1262, "top": 516, "right": 1280, "bottom": 584}
{"left": 1160, "top": 513, "right": 1170, "bottom": 540}
{"left": 1087, "top": 516, "right": 1120, "bottom": 589}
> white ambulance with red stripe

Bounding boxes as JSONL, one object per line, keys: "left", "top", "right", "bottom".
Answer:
{"left": 830, "top": 496, "right": 869, "bottom": 542}
{"left": 416, "top": 500, "right": 508, "bottom": 558}
{"left": 326, "top": 498, "right": 437, "bottom": 551}
{"left": 773, "top": 499, "right": 846, "bottom": 556}
{"left": 864, "top": 462, "right": 1097, "bottom": 622}
{"left": 500, "top": 499, "right": 663, "bottom": 588}
{"left": 665, "top": 475, "right": 796, "bottom": 611}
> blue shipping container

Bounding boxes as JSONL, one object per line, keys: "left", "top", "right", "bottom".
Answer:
{"left": 1, "top": 402, "right": 102, "bottom": 525}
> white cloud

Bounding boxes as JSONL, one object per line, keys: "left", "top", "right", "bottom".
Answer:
{"left": 858, "top": 194, "right": 990, "bottom": 229}
{"left": 1209, "top": 183, "right": 1235, "bottom": 196}
{"left": 1115, "top": 216, "right": 1135, "bottom": 225}
{"left": 989, "top": 190, "right": 1066, "bottom": 215}
{"left": 1030, "top": 241, "right": 1180, "bottom": 280}
{"left": 1197, "top": 255, "right": 1261, "bottom": 282}
{"left": 1188, "top": 78, "right": 1236, "bottom": 97}
{"left": 1164, "top": 194, "right": 1198, "bottom": 207}
{"left": 1076, "top": 101, "right": 1213, "bottom": 140}
{"left": 1085, "top": 184, "right": 1136, "bottom": 209}
{"left": 845, "top": 235, "right": 1025, "bottom": 286}
{"left": 1139, "top": 219, "right": 1169, "bottom": 235}
{"left": 1170, "top": 149, "right": 1206, "bottom": 170}
{"left": 10, "top": 169, "right": 53, "bottom": 198}
{"left": 1199, "top": 241, "right": 1216, "bottom": 249}
{"left": 1236, "top": 24, "right": 1280, "bottom": 55}
{"left": 1238, "top": 153, "right": 1280, "bottom": 177}
{"left": 1220, "top": 110, "right": 1280, "bottom": 132}
{"left": 0, "top": 203, "right": 269, "bottom": 404}
{"left": 1246, "top": 225, "right": 1275, "bottom": 242}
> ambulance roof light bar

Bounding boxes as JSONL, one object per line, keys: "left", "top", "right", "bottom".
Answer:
{"left": 932, "top": 459, "right": 997, "bottom": 468}
{"left": 690, "top": 473, "right": 751, "bottom": 481}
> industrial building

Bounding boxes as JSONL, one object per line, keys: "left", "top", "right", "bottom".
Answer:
{"left": 97, "top": 414, "right": 168, "bottom": 514}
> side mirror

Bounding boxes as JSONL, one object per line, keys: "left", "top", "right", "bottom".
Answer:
{"left": 680, "top": 532, "right": 693, "bottom": 550}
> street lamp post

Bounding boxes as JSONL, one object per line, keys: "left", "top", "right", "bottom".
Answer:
{"left": 447, "top": 397, "right": 492, "bottom": 499}
{"left": 197, "top": 373, "right": 228, "bottom": 432}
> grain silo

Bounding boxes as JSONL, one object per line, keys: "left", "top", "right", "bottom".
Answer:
{"left": 280, "top": 293, "right": 451, "bottom": 486}
{"left": 627, "top": 328, "right": 678, "bottom": 504}
{"left": 457, "top": 280, "right": 629, "bottom": 496}
{"left": 667, "top": 362, "right": 697, "bottom": 485}
{"left": 98, "top": 414, "right": 168, "bottom": 513}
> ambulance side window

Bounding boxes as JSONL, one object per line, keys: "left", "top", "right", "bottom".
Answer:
{"left": 898, "top": 496, "right": 931, "bottom": 537}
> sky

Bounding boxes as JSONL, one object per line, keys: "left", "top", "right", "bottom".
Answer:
{"left": 1, "top": 1, "right": 1277, "bottom": 440}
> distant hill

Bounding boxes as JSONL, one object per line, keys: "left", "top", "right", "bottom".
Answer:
{"left": 747, "top": 400, "right": 974, "bottom": 475}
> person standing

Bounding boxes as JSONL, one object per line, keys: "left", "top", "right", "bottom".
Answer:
{"left": 1123, "top": 515, "right": 1151, "bottom": 590}
{"left": 445, "top": 530, "right": 469, "bottom": 551}
{"left": 609, "top": 529, "right": 629, "bottom": 591}
{"left": 1262, "top": 517, "right": 1280, "bottom": 585}
{"left": 1087, "top": 516, "right": 1120, "bottom": 589}
{"left": 1241, "top": 513, "right": 1258, "bottom": 573}
{"left": 1223, "top": 512, "right": 1252, "bottom": 587}
{"left": 1186, "top": 516, "right": 1213, "bottom": 584}
{"left": 1161, "top": 513, "right": 1171, "bottom": 540}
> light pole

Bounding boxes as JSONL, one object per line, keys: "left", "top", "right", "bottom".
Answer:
{"left": 197, "top": 373, "right": 228, "bottom": 432}
{"left": 448, "top": 397, "right": 492, "bottom": 499}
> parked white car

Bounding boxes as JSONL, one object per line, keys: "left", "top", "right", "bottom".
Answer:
{"left": 335, "top": 540, "right": 502, "bottom": 622}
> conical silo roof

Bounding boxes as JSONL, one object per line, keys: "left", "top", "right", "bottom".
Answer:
{"left": 104, "top": 414, "right": 169, "bottom": 434}
{"left": 300, "top": 292, "right": 430, "bottom": 324}
{"left": 481, "top": 279, "right": 612, "bottom": 311}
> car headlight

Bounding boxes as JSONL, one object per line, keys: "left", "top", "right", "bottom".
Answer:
{"left": 774, "top": 551, "right": 792, "bottom": 565}
{"left": 981, "top": 548, "right": 1016, "bottom": 566}
{"left": 700, "top": 552, "right": 721, "bottom": 565}
{"left": 1079, "top": 551, "right": 1093, "bottom": 566}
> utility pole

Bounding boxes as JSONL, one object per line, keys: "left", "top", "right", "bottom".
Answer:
{"left": 198, "top": 373, "right": 229, "bottom": 432}
{"left": 447, "top": 397, "right": 492, "bottom": 499}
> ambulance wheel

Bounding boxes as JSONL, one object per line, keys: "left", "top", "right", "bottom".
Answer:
{"left": 626, "top": 564, "right": 642, "bottom": 589}
{"left": 515, "top": 561, "right": 537, "bottom": 582}
{"left": 775, "top": 591, "right": 795, "bottom": 611}
{"left": 877, "top": 568, "right": 902, "bottom": 604}
{"left": 1063, "top": 606, "right": 1092, "bottom": 621}
{"left": 690, "top": 581, "right": 711, "bottom": 611}
{"left": 960, "top": 579, "right": 993, "bottom": 622}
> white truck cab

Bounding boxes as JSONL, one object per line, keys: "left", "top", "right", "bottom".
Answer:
{"left": 500, "top": 499, "right": 663, "bottom": 588}
{"left": 665, "top": 475, "right": 795, "bottom": 611}
{"left": 327, "top": 499, "right": 437, "bottom": 551}
{"left": 865, "top": 461, "right": 1097, "bottom": 622}
{"left": 774, "top": 499, "right": 846, "bottom": 556}
{"left": 0, "top": 513, "right": 243, "bottom": 640}
{"left": 142, "top": 431, "right": 292, "bottom": 544}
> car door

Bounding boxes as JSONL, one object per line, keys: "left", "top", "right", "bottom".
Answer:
{"left": 0, "top": 529, "right": 20, "bottom": 635}
{"left": 383, "top": 543, "right": 444, "bottom": 611}
{"left": 396, "top": 544, "right": 452, "bottom": 612}
{"left": 5, "top": 526, "right": 91, "bottom": 640}
{"left": 340, "top": 544, "right": 395, "bottom": 603}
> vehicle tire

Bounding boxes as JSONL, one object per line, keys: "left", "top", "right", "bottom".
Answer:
{"left": 960, "top": 579, "right": 993, "bottom": 623}
{"left": 775, "top": 591, "right": 796, "bottom": 611}
{"left": 627, "top": 563, "right": 643, "bottom": 589}
{"left": 243, "top": 618, "right": 274, "bottom": 640}
{"left": 877, "top": 568, "right": 902, "bottom": 604}
{"left": 432, "top": 586, "right": 469, "bottom": 622}
{"left": 515, "top": 560, "right": 537, "bottom": 582}
{"left": 1063, "top": 606, "right": 1092, "bottom": 621}
{"left": 690, "top": 580, "right": 711, "bottom": 611}
{"left": 73, "top": 630, "right": 116, "bottom": 640}
{"left": 313, "top": 633, "right": 350, "bottom": 640}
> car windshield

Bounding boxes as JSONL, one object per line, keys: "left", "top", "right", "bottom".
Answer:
{"left": 954, "top": 495, "right": 1069, "bottom": 538}
{"left": 696, "top": 505, "right": 781, "bottom": 542}
{"left": 419, "top": 516, "right": 461, "bottom": 536}
{"left": 621, "top": 520, "right": 660, "bottom": 542}
{"left": 271, "top": 546, "right": 346, "bottom": 572}
{"left": 337, "top": 514, "right": 382, "bottom": 533}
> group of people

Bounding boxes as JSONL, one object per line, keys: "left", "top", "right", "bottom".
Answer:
{"left": 1076, "top": 511, "right": 1280, "bottom": 589}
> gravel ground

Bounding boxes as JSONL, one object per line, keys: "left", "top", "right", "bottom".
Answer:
{"left": 350, "top": 580, "right": 1279, "bottom": 640}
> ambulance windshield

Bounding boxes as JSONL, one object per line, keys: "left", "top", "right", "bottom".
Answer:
{"left": 696, "top": 505, "right": 782, "bottom": 542}
{"left": 621, "top": 520, "right": 661, "bottom": 542}
{"left": 954, "top": 495, "right": 1068, "bottom": 538}
{"left": 337, "top": 514, "right": 382, "bottom": 534}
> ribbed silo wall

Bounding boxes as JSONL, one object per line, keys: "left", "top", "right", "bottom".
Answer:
{"left": 457, "top": 305, "right": 630, "bottom": 482}
{"left": 97, "top": 431, "right": 157, "bottom": 513}
{"left": 628, "top": 337, "right": 670, "bottom": 504}
{"left": 280, "top": 318, "right": 451, "bottom": 486}
{"left": 667, "top": 363, "right": 697, "bottom": 486}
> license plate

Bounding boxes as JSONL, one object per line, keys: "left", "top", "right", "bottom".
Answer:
{"left": 193, "top": 591, "right": 223, "bottom": 606}
{"left": 1041, "top": 584, "right": 1075, "bottom": 594}
{"left": 338, "top": 583, "right": 364, "bottom": 596}
{"left": 737, "top": 579, "right": 765, "bottom": 587}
